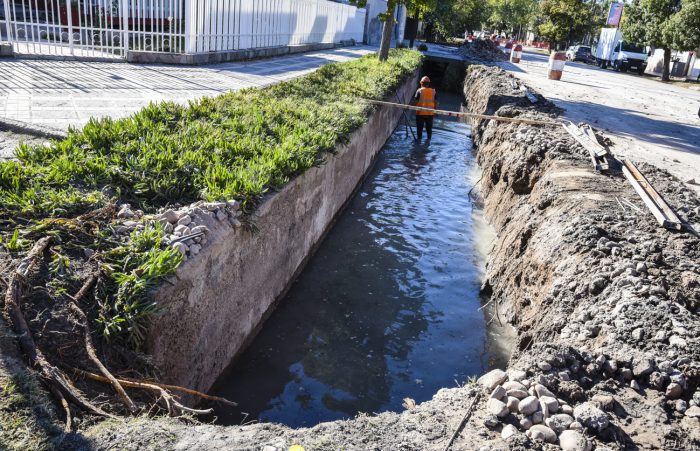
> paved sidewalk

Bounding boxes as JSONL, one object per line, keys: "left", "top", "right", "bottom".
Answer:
{"left": 0, "top": 45, "right": 376, "bottom": 132}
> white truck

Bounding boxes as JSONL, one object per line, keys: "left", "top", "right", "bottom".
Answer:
{"left": 594, "top": 28, "right": 648, "bottom": 74}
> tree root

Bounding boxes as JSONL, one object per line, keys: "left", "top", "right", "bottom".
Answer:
{"left": 66, "top": 274, "right": 138, "bottom": 414}
{"left": 70, "top": 368, "right": 221, "bottom": 417}
{"left": 2, "top": 237, "right": 115, "bottom": 424}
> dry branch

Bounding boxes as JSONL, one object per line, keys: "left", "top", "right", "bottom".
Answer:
{"left": 3, "top": 237, "right": 114, "bottom": 420}
{"left": 71, "top": 368, "right": 218, "bottom": 416}
{"left": 66, "top": 274, "right": 137, "bottom": 414}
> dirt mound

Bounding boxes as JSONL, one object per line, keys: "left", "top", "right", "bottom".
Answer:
{"left": 465, "top": 65, "right": 700, "bottom": 449}
{"left": 458, "top": 39, "right": 508, "bottom": 64}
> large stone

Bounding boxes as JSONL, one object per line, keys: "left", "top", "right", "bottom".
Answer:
{"left": 490, "top": 385, "right": 507, "bottom": 400}
{"left": 174, "top": 224, "right": 191, "bottom": 235}
{"left": 532, "top": 411, "right": 544, "bottom": 424}
{"left": 632, "top": 358, "right": 655, "bottom": 377}
{"left": 591, "top": 394, "right": 614, "bottom": 411}
{"left": 117, "top": 205, "right": 135, "bottom": 219}
{"left": 520, "top": 417, "right": 533, "bottom": 430}
{"left": 527, "top": 425, "right": 557, "bottom": 444}
{"left": 503, "top": 381, "right": 527, "bottom": 392}
{"left": 666, "top": 382, "right": 683, "bottom": 399}
{"left": 177, "top": 214, "right": 192, "bottom": 226}
{"left": 172, "top": 242, "right": 187, "bottom": 256}
{"left": 574, "top": 402, "right": 610, "bottom": 430}
{"left": 487, "top": 398, "right": 509, "bottom": 418}
{"left": 507, "top": 396, "right": 520, "bottom": 413}
{"left": 159, "top": 209, "right": 179, "bottom": 224}
{"left": 501, "top": 424, "right": 518, "bottom": 439}
{"left": 534, "top": 384, "right": 555, "bottom": 398}
{"left": 540, "top": 396, "right": 559, "bottom": 413}
{"left": 508, "top": 389, "right": 529, "bottom": 399}
{"left": 483, "top": 414, "right": 499, "bottom": 428}
{"left": 478, "top": 369, "right": 508, "bottom": 391}
{"left": 547, "top": 413, "right": 574, "bottom": 433}
{"left": 559, "top": 430, "right": 590, "bottom": 451}
{"left": 519, "top": 396, "right": 540, "bottom": 415}
{"left": 686, "top": 406, "right": 700, "bottom": 418}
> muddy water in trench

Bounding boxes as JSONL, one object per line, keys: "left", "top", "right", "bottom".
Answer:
{"left": 210, "top": 95, "right": 504, "bottom": 427}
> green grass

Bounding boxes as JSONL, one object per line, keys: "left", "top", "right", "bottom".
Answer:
{"left": 0, "top": 49, "right": 423, "bottom": 348}
{"left": 0, "top": 49, "right": 422, "bottom": 218}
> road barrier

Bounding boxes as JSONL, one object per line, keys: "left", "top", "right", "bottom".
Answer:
{"left": 504, "top": 41, "right": 513, "bottom": 56}
{"left": 548, "top": 52, "right": 566, "bottom": 80}
{"left": 510, "top": 44, "right": 522, "bottom": 63}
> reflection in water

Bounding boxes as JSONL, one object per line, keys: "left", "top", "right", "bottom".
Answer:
{"left": 209, "top": 95, "right": 500, "bottom": 427}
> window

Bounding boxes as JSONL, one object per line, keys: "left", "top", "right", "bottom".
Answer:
{"left": 621, "top": 42, "right": 645, "bottom": 53}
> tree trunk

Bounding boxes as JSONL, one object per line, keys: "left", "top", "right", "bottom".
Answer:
{"left": 662, "top": 48, "right": 671, "bottom": 81}
{"left": 378, "top": 7, "right": 395, "bottom": 61}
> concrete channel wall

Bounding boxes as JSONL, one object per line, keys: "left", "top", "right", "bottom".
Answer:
{"left": 145, "top": 71, "right": 420, "bottom": 395}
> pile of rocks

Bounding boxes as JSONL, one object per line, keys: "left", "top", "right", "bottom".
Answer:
{"left": 113, "top": 200, "right": 243, "bottom": 261}
{"left": 478, "top": 368, "right": 595, "bottom": 450}
{"left": 156, "top": 200, "right": 242, "bottom": 260}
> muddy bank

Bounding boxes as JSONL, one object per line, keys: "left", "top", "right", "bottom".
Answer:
{"left": 52, "top": 66, "right": 700, "bottom": 449}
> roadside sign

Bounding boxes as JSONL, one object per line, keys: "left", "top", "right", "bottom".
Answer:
{"left": 607, "top": 2, "right": 624, "bottom": 26}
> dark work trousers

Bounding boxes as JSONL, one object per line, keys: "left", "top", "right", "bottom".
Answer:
{"left": 415, "top": 115, "right": 434, "bottom": 141}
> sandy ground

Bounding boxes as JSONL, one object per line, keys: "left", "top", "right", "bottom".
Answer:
{"left": 497, "top": 48, "right": 700, "bottom": 193}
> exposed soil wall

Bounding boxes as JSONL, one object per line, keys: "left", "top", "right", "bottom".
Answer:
{"left": 54, "top": 65, "right": 700, "bottom": 450}
{"left": 146, "top": 71, "right": 420, "bottom": 395}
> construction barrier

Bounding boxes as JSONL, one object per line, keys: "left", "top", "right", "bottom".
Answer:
{"left": 510, "top": 44, "right": 523, "bottom": 63}
{"left": 504, "top": 41, "right": 513, "bottom": 56}
{"left": 548, "top": 51, "right": 566, "bottom": 80}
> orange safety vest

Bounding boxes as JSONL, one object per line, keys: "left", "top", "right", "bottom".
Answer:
{"left": 416, "top": 87, "right": 436, "bottom": 116}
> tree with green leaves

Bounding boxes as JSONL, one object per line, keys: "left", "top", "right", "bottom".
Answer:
{"left": 422, "top": 0, "right": 491, "bottom": 41}
{"left": 537, "top": 0, "right": 599, "bottom": 50}
{"left": 623, "top": 0, "right": 700, "bottom": 81}
{"left": 487, "top": 0, "right": 537, "bottom": 38}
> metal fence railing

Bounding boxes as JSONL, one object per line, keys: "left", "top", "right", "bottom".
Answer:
{"left": 184, "top": 0, "right": 365, "bottom": 54}
{"left": 0, "top": 0, "right": 366, "bottom": 60}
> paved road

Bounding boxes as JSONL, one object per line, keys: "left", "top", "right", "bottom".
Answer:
{"left": 498, "top": 48, "right": 700, "bottom": 192}
{"left": 0, "top": 45, "right": 376, "bottom": 133}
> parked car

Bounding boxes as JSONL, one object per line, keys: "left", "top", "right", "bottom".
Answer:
{"left": 566, "top": 45, "right": 594, "bottom": 63}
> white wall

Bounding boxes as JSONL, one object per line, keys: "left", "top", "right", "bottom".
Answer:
{"left": 363, "top": 0, "right": 406, "bottom": 46}
{"left": 186, "top": 0, "right": 366, "bottom": 53}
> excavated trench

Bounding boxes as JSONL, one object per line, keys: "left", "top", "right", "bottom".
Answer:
{"left": 207, "top": 92, "right": 510, "bottom": 427}
{"left": 32, "top": 61, "right": 700, "bottom": 450}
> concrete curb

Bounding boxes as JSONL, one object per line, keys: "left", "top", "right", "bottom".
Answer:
{"left": 127, "top": 40, "right": 358, "bottom": 65}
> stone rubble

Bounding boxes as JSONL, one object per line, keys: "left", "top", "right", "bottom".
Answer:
{"left": 111, "top": 200, "right": 243, "bottom": 261}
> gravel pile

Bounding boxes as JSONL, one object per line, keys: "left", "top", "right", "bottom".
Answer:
{"left": 458, "top": 39, "right": 508, "bottom": 64}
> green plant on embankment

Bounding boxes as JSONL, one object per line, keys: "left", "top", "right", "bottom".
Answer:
{"left": 0, "top": 49, "right": 423, "bottom": 348}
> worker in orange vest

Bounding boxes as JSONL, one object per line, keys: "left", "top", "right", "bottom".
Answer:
{"left": 412, "top": 76, "right": 438, "bottom": 142}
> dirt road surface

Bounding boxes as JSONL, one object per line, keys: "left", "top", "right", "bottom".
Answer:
{"left": 498, "top": 48, "right": 700, "bottom": 193}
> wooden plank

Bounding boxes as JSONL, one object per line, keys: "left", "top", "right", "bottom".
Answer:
{"left": 581, "top": 126, "right": 609, "bottom": 158}
{"left": 621, "top": 160, "right": 683, "bottom": 231}
{"left": 563, "top": 122, "right": 602, "bottom": 171}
